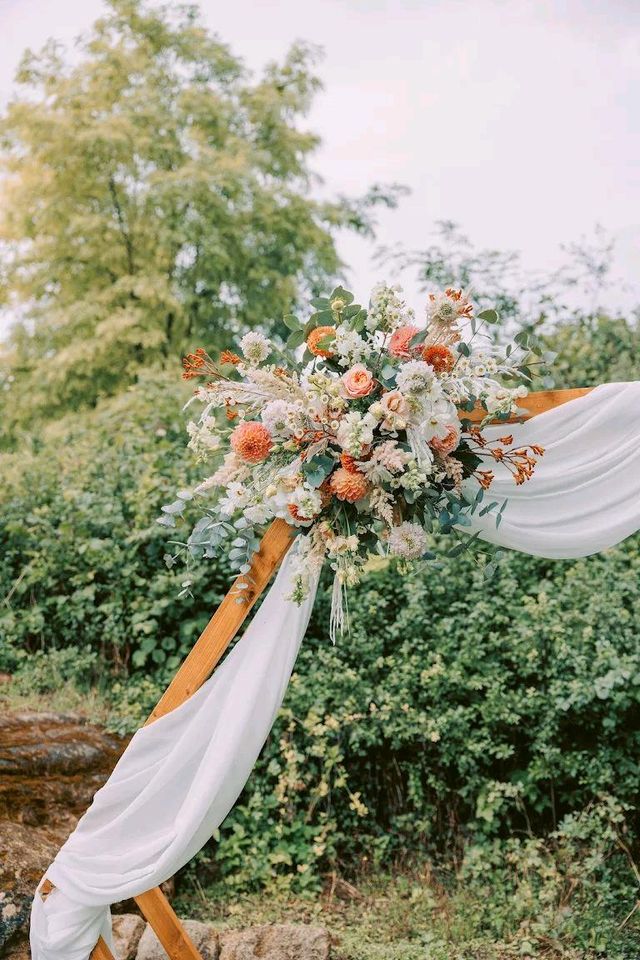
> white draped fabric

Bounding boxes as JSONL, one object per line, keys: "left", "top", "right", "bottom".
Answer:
{"left": 31, "top": 382, "right": 640, "bottom": 960}
{"left": 31, "top": 552, "right": 320, "bottom": 960}
{"left": 466, "top": 382, "right": 640, "bottom": 556}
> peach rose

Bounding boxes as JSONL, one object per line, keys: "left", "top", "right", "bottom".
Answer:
{"left": 341, "top": 364, "right": 375, "bottom": 399}
{"left": 379, "top": 390, "right": 410, "bottom": 430}
{"left": 430, "top": 424, "right": 461, "bottom": 456}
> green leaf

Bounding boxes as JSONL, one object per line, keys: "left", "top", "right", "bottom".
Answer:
{"left": 329, "top": 285, "right": 354, "bottom": 306}
{"left": 283, "top": 314, "right": 301, "bottom": 331}
{"left": 302, "top": 453, "right": 334, "bottom": 488}
{"left": 286, "top": 329, "right": 305, "bottom": 349}
{"left": 478, "top": 309, "right": 499, "bottom": 324}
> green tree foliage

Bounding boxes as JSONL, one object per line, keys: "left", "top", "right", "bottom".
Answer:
{"left": 0, "top": 0, "right": 401, "bottom": 430}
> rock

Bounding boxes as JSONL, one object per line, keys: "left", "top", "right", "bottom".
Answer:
{"left": 0, "top": 711, "right": 126, "bottom": 951}
{"left": 136, "top": 919, "right": 220, "bottom": 960}
{"left": 0, "top": 711, "right": 124, "bottom": 829}
{"left": 219, "top": 924, "right": 330, "bottom": 960}
{"left": 112, "top": 913, "right": 146, "bottom": 960}
{"left": 0, "top": 822, "right": 59, "bottom": 951}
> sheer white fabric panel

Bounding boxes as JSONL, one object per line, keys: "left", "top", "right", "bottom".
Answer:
{"left": 31, "top": 549, "right": 319, "bottom": 960}
{"left": 466, "top": 382, "right": 640, "bottom": 556}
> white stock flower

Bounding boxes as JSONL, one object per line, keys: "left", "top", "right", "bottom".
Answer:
{"left": 387, "top": 521, "right": 428, "bottom": 559}
{"left": 239, "top": 331, "right": 271, "bottom": 365}
{"left": 335, "top": 411, "right": 376, "bottom": 456}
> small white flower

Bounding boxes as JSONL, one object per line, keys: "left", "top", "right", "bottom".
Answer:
{"left": 336, "top": 411, "right": 376, "bottom": 456}
{"left": 388, "top": 521, "right": 428, "bottom": 559}
{"left": 245, "top": 502, "right": 273, "bottom": 524}
{"left": 484, "top": 388, "right": 515, "bottom": 415}
{"left": 333, "top": 325, "right": 371, "bottom": 367}
{"left": 218, "top": 481, "right": 251, "bottom": 516}
{"left": 287, "top": 486, "right": 323, "bottom": 526}
{"left": 239, "top": 331, "right": 271, "bottom": 365}
{"left": 367, "top": 283, "right": 415, "bottom": 332}
{"left": 420, "top": 398, "right": 460, "bottom": 442}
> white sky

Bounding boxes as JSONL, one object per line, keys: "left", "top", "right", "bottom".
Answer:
{"left": 0, "top": 0, "right": 638, "bottom": 329}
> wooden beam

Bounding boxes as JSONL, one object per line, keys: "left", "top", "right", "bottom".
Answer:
{"left": 92, "top": 937, "right": 117, "bottom": 960}
{"left": 135, "top": 887, "right": 204, "bottom": 960}
{"left": 146, "top": 516, "right": 295, "bottom": 724}
{"left": 465, "top": 387, "right": 594, "bottom": 424}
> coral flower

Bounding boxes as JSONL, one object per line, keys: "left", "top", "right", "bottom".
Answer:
{"left": 230, "top": 421, "right": 273, "bottom": 464}
{"left": 388, "top": 324, "right": 419, "bottom": 359}
{"left": 422, "top": 344, "right": 455, "bottom": 373}
{"left": 330, "top": 467, "right": 371, "bottom": 503}
{"left": 307, "top": 325, "right": 336, "bottom": 357}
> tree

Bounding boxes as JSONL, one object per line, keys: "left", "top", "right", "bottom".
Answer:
{"left": 0, "top": 0, "right": 402, "bottom": 431}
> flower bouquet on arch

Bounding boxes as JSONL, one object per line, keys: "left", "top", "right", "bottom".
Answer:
{"left": 160, "top": 284, "right": 548, "bottom": 640}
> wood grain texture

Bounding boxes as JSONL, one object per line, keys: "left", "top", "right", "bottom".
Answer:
{"left": 145, "top": 517, "right": 295, "bottom": 724}
{"left": 135, "top": 887, "right": 204, "bottom": 960}
{"left": 91, "top": 936, "right": 117, "bottom": 960}
{"left": 465, "top": 387, "right": 593, "bottom": 423}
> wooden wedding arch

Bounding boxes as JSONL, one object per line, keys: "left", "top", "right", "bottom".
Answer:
{"left": 39, "top": 387, "right": 592, "bottom": 960}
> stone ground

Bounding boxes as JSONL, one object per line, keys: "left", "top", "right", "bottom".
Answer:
{"left": 0, "top": 710, "right": 330, "bottom": 959}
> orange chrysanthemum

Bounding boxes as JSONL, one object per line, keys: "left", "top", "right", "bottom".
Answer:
{"left": 388, "top": 324, "right": 419, "bottom": 359}
{"left": 230, "top": 421, "right": 273, "bottom": 464}
{"left": 422, "top": 344, "right": 455, "bottom": 372}
{"left": 307, "top": 325, "right": 336, "bottom": 357}
{"left": 329, "top": 467, "right": 371, "bottom": 503}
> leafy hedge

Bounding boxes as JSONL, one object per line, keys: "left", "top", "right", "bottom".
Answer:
{"left": 1, "top": 318, "right": 639, "bottom": 904}
{"left": 0, "top": 373, "right": 233, "bottom": 679}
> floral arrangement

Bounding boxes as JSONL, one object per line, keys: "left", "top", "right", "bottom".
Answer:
{"left": 160, "top": 284, "right": 546, "bottom": 639}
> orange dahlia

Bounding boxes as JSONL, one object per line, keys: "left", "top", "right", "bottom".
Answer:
{"left": 230, "top": 421, "right": 273, "bottom": 464}
{"left": 422, "top": 344, "right": 455, "bottom": 372}
{"left": 329, "top": 467, "right": 371, "bottom": 503}
{"left": 307, "top": 325, "right": 336, "bottom": 357}
{"left": 340, "top": 452, "right": 361, "bottom": 474}
{"left": 388, "top": 324, "right": 419, "bottom": 359}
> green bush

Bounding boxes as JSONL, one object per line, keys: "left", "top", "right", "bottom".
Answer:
{"left": 0, "top": 372, "right": 232, "bottom": 680}
{"left": 214, "top": 537, "right": 640, "bottom": 892}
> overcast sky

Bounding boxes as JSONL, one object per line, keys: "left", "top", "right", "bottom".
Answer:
{"left": 0, "top": 0, "right": 638, "bottom": 330}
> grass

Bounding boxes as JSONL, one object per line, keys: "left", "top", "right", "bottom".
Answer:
{"left": 175, "top": 864, "right": 640, "bottom": 960}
